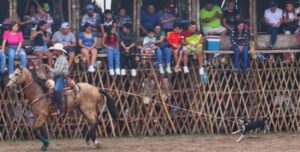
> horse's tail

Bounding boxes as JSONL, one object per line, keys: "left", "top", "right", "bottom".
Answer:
{"left": 99, "top": 90, "right": 119, "bottom": 121}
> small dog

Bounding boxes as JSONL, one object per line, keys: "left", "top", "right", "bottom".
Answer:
{"left": 232, "top": 117, "right": 269, "bottom": 142}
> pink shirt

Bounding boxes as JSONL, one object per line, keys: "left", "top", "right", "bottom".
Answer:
{"left": 3, "top": 31, "right": 24, "bottom": 45}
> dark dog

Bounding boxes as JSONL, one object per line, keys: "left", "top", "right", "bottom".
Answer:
{"left": 232, "top": 117, "right": 269, "bottom": 142}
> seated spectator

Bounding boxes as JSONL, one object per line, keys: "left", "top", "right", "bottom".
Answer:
{"left": 119, "top": 24, "right": 138, "bottom": 76}
{"left": 81, "top": 4, "right": 101, "bottom": 32}
{"left": 1, "top": 22, "right": 27, "bottom": 77}
{"left": 200, "top": 0, "right": 227, "bottom": 37}
{"left": 264, "top": 1, "right": 283, "bottom": 50}
{"left": 230, "top": 21, "right": 250, "bottom": 71}
{"left": 153, "top": 24, "right": 172, "bottom": 74}
{"left": 167, "top": 24, "right": 183, "bottom": 73}
{"left": 115, "top": 8, "right": 133, "bottom": 31}
{"left": 30, "top": 21, "right": 53, "bottom": 67}
{"left": 283, "top": 1, "right": 298, "bottom": 34}
{"left": 33, "top": 6, "right": 53, "bottom": 33}
{"left": 160, "top": 2, "right": 178, "bottom": 33}
{"left": 78, "top": 23, "right": 98, "bottom": 73}
{"left": 52, "top": 22, "right": 77, "bottom": 66}
{"left": 100, "top": 10, "right": 116, "bottom": 34}
{"left": 0, "top": 38, "right": 6, "bottom": 79}
{"left": 222, "top": 0, "right": 240, "bottom": 35}
{"left": 141, "top": 4, "right": 160, "bottom": 35}
{"left": 182, "top": 22, "right": 205, "bottom": 75}
{"left": 102, "top": 27, "right": 120, "bottom": 76}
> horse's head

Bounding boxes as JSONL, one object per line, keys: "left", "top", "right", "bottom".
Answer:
{"left": 35, "top": 64, "right": 54, "bottom": 80}
{"left": 7, "top": 67, "right": 32, "bottom": 88}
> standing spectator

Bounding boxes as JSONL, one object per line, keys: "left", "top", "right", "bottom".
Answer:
{"left": 119, "top": 24, "right": 138, "bottom": 76}
{"left": 222, "top": 0, "right": 240, "bottom": 35}
{"left": 230, "top": 21, "right": 250, "bottom": 71}
{"left": 30, "top": 21, "right": 53, "bottom": 67}
{"left": 102, "top": 27, "right": 120, "bottom": 76}
{"left": 141, "top": 4, "right": 160, "bottom": 35}
{"left": 100, "top": 10, "right": 117, "bottom": 34}
{"left": 283, "top": 1, "right": 298, "bottom": 34}
{"left": 115, "top": 8, "right": 133, "bottom": 31}
{"left": 264, "top": 1, "right": 283, "bottom": 50}
{"left": 81, "top": 4, "right": 101, "bottom": 32}
{"left": 160, "top": 2, "right": 178, "bottom": 33}
{"left": 153, "top": 24, "right": 172, "bottom": 74}
{"left": 33, "top": 6, "right": 53, "bottom": 33}
{"left": 167, "top": 24, "right": 183, "bottom": 73}
{"left": 182, "top": 22, "right": 205, "bottom": 75}
{"left": 2, "top": 22, "right": 27, "bottom": 77}
{"left": 78, "top": 23, "right": 98, "bottom": 73}
{"left": 200, "top": 0, "right": 227, "bottom": 37}
{"left": 52, "top": 22, "right": 77, "bottom": 66}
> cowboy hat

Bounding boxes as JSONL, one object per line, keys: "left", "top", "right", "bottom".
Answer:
{"left": 49, "top": 43, "right": 67, "bottom": 53}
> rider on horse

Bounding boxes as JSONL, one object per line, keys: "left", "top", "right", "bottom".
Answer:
{"left": 49, "top": 43, "right": 69, "bottom": 116}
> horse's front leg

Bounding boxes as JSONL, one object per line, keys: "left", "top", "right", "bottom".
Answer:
{"left": 33, "top": 115, "right": 49, "bottom": 151}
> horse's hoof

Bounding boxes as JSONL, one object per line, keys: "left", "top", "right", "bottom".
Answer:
{"left": 86, "top": 140, "right": 92, "bottom": 146}
{"left": 40, "top": 145, "right": 48, "bottom": 151}
{"left": 95, "top": 139, "right": 101, "bottom": 149}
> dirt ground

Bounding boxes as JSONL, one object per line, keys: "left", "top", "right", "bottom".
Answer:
{"left": 1, "top": 133, "right": 300, "bottom": 152}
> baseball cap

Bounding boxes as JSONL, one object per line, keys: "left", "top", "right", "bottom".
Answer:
{"left": 61, "top": 22, "right": 70, "bottom": 29}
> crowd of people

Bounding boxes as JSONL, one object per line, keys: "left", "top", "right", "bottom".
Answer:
{"left": 0, "top": 0, "right": 299, "bottom": 80}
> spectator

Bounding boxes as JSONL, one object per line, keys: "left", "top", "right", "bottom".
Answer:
{"left": 119, "top": 23, "right": 138, "bottom": 76}
{"left": 102, "top": 27, "right": 120, "bottom": 76}
{"left": 141, "top": 4, "right": 160, "bottom": 35}
{"left": 153, "top": 24, "right": 172, "bottom": 74}
{"left": 182, "top": 22, "right": 205, "bottom": 75}
{"left": 283, "top": 1, "right": 298, "bottom": 34}
{"left": 167, "top": 24, "right": 183, "bottom": 73}
{"left": 230, "top": 21, "right": 250, "bottom": 71}
{"left": 0, "top": 38, "right": 6, "bottom": 80}
{"left": 81, "top": 4, "right": 101, "bottom": 32}
{"left": 115, "top": 8, "right": 133, "bottom": 31}
{"left": 222, "top": 0, "right": 240, "bottom": 35}
{"left": 264, "top": 1, "right": 283, "bottom": 50}
{"left": 200, "top": 0, "right": 227, "bottom": 37}
{"left": 52, "top": 22, "right": 77, "bottom": 66}
{"left": 100, "top": 10, "right": 116, "bottom": 34}
{"left": 33, "top": 6, "right": 53, "bottom": 33}
{"left": 78, "top": 23, "right": 98, "bottom": 73}
{"left": 30, "top": 21, "right": 53, "bottom": 67}
{"left": 160, "top": 2, "right": 178, "bottom": 33}
{"left": 2, "top": 21, "right": 27, "bottom": 77}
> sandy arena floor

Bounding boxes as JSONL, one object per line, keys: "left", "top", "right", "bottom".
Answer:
{"left": 0, "top": 133, "right": 299, "bottom": 152}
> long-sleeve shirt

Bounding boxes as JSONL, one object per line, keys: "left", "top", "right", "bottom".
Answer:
{"left": 230, "top": 29, "right": 250, "bottom": 47}
{"left": 52, "top": 55, "right": 68, "bottom": 77}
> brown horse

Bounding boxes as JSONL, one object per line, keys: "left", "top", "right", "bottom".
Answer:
{"left": 6, "top": 66, "right": 118, "bottom": 151}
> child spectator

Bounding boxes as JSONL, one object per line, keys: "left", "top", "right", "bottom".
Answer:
{"left": 30, "top": 21, "right": 53, "bottom": 67}
{"left": 154, "top": 24, "right": 172, "bottom": 74}
{"left": 115, "top": 8, "right": 132, "bottom": 31}
{"left": 182, "top": 22, "right": 205, "bottom": 75}
{"left": 52, "top": 22, "right": 77, "bottom": 67}
{"left": 2, "top": 21, "right": 27, "bottom": 78}
{"left": 264, "top": 0, "right": 283, "bottom": 50}
{"left": 222, "top": 0, "right": 241, "bottom": 35}
{"left": 200, "top": 0, "right": 227, "bottom": 37}
{"left": 167, "top": 24, "right": 183, "bottom": 73}
{"left": 100, "top": 10, "right": 116, "bottom": 34}
{"left": 78, "top": 23, "right": 98, "bottom": 73}
{"left": 230, "top": 21, "right": 250, "bottom": 71}
{"left": 81, "top": 4, "right": 101, "bottom": 32}
{"left": 119, "top": 24, "right": 138, "bottom": 76}
{"left": 283, "top": 1, "right": 298, "bottom": 34}
{"left": 102, "top": 27, "right": 120, "bottom": 76}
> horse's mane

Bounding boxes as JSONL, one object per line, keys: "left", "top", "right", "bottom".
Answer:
{"left": 22, "top": 68, "right": 49, "bottom": 93}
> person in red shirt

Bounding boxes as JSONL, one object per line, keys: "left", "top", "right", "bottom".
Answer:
{"left": 167, "top": 24, "right": 183, "bottom": 72}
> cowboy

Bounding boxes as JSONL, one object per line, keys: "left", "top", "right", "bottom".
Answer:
{"left": 49, "top": 43, "right": 69, "bottom": 116}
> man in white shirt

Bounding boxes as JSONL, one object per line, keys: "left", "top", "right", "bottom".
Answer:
{"left": 264, "top": 1, "right": 283, "bottom": 49}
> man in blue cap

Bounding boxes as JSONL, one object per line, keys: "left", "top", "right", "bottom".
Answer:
{"left": 264, "top": 0, "right": 283, "bottom": 50}
{"left": 81, "top": 4, "right": 101, "bottom": 31}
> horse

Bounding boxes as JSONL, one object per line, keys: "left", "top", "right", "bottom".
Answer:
{"left": 6, "top": 66, "right": 118, "bottom": 151}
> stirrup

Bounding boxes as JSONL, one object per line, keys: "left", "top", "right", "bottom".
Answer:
{"left": 51, "top": 110, "right": 61, "bottom": 116}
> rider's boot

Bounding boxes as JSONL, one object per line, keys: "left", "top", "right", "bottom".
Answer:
{"left": 51, "top": 90, "right": 65, "bottom": 116}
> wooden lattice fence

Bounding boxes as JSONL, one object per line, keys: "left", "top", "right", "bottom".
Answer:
{"left": 0, "top": 55, "right": 300, "bottom": 141}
